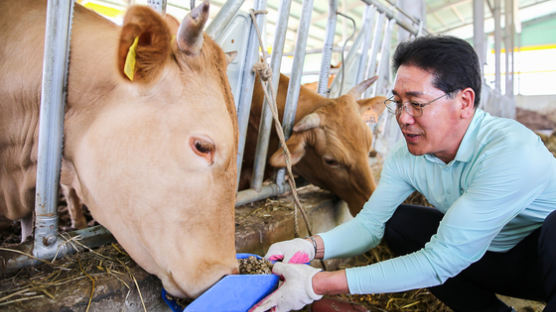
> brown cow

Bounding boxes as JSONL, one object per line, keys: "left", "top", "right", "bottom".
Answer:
{"left": 0, "top": 0, "right": 238, "bottom": 298}
{"left": 241, "top": 74, "right": 386, "bottom": 216}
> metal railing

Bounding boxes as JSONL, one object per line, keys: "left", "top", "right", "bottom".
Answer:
{"left": 9, "top": 0, "right": 429, "bottom": 271}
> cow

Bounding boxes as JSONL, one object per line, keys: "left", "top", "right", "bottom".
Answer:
{"left": 0, "top": 0, "right": 238, "bottom": 299}
{"left": 241, "top": 74, "right": 386, "bottom": 216}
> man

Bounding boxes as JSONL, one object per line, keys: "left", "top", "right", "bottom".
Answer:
{"left": 250, "top": 36, "right": 556, "bottom": 312}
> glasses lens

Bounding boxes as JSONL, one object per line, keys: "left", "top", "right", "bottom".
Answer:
{"left": 411, "top": 105, "right": 423, "bottom": 117}
{"left": 385, "top": 99, "right": 397, "bottom": 114}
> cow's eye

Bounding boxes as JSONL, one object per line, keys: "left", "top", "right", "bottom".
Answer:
{"left": 323, "top": 156, "right": 339, "bottom": 167}
{"left": 190, "top": 136, "right": 215, "bottom": 164}
{"left": 194, "top": 140, "right": 212, "bottom": 154}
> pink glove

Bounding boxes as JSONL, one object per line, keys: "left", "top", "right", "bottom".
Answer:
{"left": 248, "top": 262, "right": 323, "bottom": 312}
{"left": 264, "top": 238, "right": 314, "bottom": 264}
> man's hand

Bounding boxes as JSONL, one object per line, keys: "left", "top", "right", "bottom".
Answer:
{"left": 264, "top": 238, "right": 315, "bottom": 264}
{"left": 248, "top": 262, "right": 323, "bottom": 312}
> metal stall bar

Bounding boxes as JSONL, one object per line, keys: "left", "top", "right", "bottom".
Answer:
{"left": 6, "top": 225, "right": 114, "bottom": 274}
{"left": 235, "top": 0, "right": 268, "bottom": 185}
{"left": 473, "top": 0, "right": 486, "bottom": 72}
{"left": 504, "top": 0, "right": 514, "bottom": 98}
{"left": 33, "top": 0, "right": 75, "bottom": 259}
{"left": 494, "top": 0, "right": 502, "bottom": 93}
{"left": 206, "top": 0, "right": 245, "bottom": 38}
{"left": 374, "top": 18, "right": 394, "bottom": 96}
{"left": 250, "top": 0, "right": 293, "bottom": 191}
{"left": 328, "top": 29, "right": 366, "bottom": 96}
{"left": 361, "top": 0, "right": 422, "bottom": 35}
{"left": 275, "top": 0, "right": 315, "bottom": 187}
{"left": 355, "top": 4, "right": 377, "bottom": 86}
{"left": 317, "top": 0, "right": 338, "bottom": 96}
{"left": 363, "top": 13, "right": 385, "bottom": 97}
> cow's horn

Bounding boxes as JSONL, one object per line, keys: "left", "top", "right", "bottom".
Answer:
{"left": 347, "top": 75, "right": 379, "bottom": 99}
{"left": 293, "top": 113, "right": 321, "bottom": 132}
{"left": 177, "top": 0, "right": 209, "bottom": 55}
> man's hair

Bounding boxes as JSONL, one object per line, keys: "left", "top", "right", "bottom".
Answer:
{"left": 392, "top": 35, "right": 482, "bottom": 107}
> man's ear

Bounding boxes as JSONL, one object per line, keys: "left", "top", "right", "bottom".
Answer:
{"left": 459, "top": 88, "right": 475, "bottom": 119}
{"left": 357, "top": 96, "right": 387, "bottom": 123}
{"left": 269, "top": 132, "right": 310, "bottom": 168}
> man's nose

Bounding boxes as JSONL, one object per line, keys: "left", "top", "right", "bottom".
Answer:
{"left": 397, "top": 105, "right": 415, "bottom": 125}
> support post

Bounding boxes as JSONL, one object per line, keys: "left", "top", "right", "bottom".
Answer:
{"left": 276, "top": 0, "right": 314, "bottom": 187}
{"left": 317, "top": 0, "right": 338, "bottom": 96}
{"left": 473, "top": 0, "right": 486, "bottom": 73}
{"left": 251, "top": 0, "right": 293, "bottom": 191}
{"left": 33, "top": 0, "right": 75, "bottom": 259}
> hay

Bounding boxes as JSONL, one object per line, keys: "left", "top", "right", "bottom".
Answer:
{"left": 537, "top": 131, "right": 556, "bottom": 157}
{"left": 0, "top": 242, "right": 145, "bottom": 311}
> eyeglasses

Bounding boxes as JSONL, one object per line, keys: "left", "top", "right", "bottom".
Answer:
{"left": 384, "top": 92, "right": 455, "bottom": 117}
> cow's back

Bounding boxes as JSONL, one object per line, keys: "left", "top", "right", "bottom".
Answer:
{"left": 0, "top": 0, "right": 46, "bottom": 220}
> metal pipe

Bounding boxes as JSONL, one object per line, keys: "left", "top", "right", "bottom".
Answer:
{"left": 494, "top": 0, "right": 501, "bottom": 92}
{"left": 361, "top": 0, "right": 425, "bottom": 36}
{"left": 5, "top": 225, "right": 114, "bottom": 274}
{"left": 355, "top": 4, "right": 376, "bottom": 87}
{"left": 504, "top": 0, "right": 514, "bottom": 98}
{"left": 147, "top": 0, "right": 167, "bottom": 13}
{"left": 317, "top": 0, "right": 338, "bottom": 96}
{"left": 276, "top": 0, "right": 314, "bottom": 186}
{"left": 33, "top": 0, "right": 74, "bottom": 260}
{"left": 235, "top": 0, "right": 268, "bottom": 186}
{"left": 283, "top": 47, "right": 344, "bottom": 57}
{"left": 363, "top": 13, "right": 385, "bottom": 97}
{"left": 251, "top": 0, "right": 293, "bottom": 191}
{"left": 383, "top": 0, "right": 423, "bottom": 29}
{"left": 206, "top": 0, "right": 245, "bottom": 39}
{"left": 236, "top": 183, "right": 290, "bottom": 206}
{"left": 328, "top": 28, "right": 366, "bottom": 96}
{"left": 473, "top": 0, "right": 486, "bottom": 70}
{"left": 374, "top": 18, "right": 394, "bottom": 96}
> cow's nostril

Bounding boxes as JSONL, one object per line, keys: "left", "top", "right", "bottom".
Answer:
{"left": 190, "top": 136, "right": 215, "bottom": 164}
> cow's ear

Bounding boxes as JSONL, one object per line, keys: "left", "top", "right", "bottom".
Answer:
{"left": 357, "top": 96, "right": 387, "bottom": 124}
{"left": 225, "top": 51, "right": 238, "bottom": 65}
{"left": 117, "top": 6, "right": 171, "bottom": 82}
{"left": 269, "top": 132, "right": 309, "bottom": 167}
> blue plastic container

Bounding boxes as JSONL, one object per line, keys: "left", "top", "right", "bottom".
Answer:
{"left": 162, "top": 253, "right": 279, "bottom": 312}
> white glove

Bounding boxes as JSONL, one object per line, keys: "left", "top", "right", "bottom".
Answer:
{"left": 264, "top": 238, "right": 315, "bottom": 264}
{"left": 249, "top": 262, "right": 323, "bottom": 312}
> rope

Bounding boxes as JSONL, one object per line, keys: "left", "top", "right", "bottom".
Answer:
{"left": 248, "top": 9, "right": 313, "bottom": 239}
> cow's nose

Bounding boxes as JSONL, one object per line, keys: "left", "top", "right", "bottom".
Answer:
{"left": 190, "top": 136, "right": 215, "bottom": 165}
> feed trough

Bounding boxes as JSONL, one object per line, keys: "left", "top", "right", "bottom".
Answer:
{"left": 162, "top": 253, "right": 279, "bottom": 312}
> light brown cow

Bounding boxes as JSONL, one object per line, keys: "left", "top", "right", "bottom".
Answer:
{"left": 0, "top": 0, "right": 238, "bottom": 298}
{"left": 241, "top": 74, "right": 386, "bottom": 216}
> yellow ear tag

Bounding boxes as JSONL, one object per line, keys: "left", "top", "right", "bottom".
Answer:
{"left": 124, "top": 36, "right": 139, "bottom": 81}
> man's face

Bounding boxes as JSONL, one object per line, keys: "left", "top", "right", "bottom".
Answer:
{"left": 392, "top": 64, "right": 464, "bottom": 162}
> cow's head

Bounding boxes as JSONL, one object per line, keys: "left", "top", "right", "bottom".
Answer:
{"left": 269, "top": 78, "right": 385, "bottom": 216}
{"left": 66, "top": 2, "right": 238, "bottom": 298}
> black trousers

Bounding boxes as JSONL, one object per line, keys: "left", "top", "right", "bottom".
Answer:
{"left": 384, "top": 204, "right": 556, "bottom": 312}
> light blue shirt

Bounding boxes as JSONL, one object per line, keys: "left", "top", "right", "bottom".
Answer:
{"left": 319, "top": 109, "right": 556, "bottom": 294}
